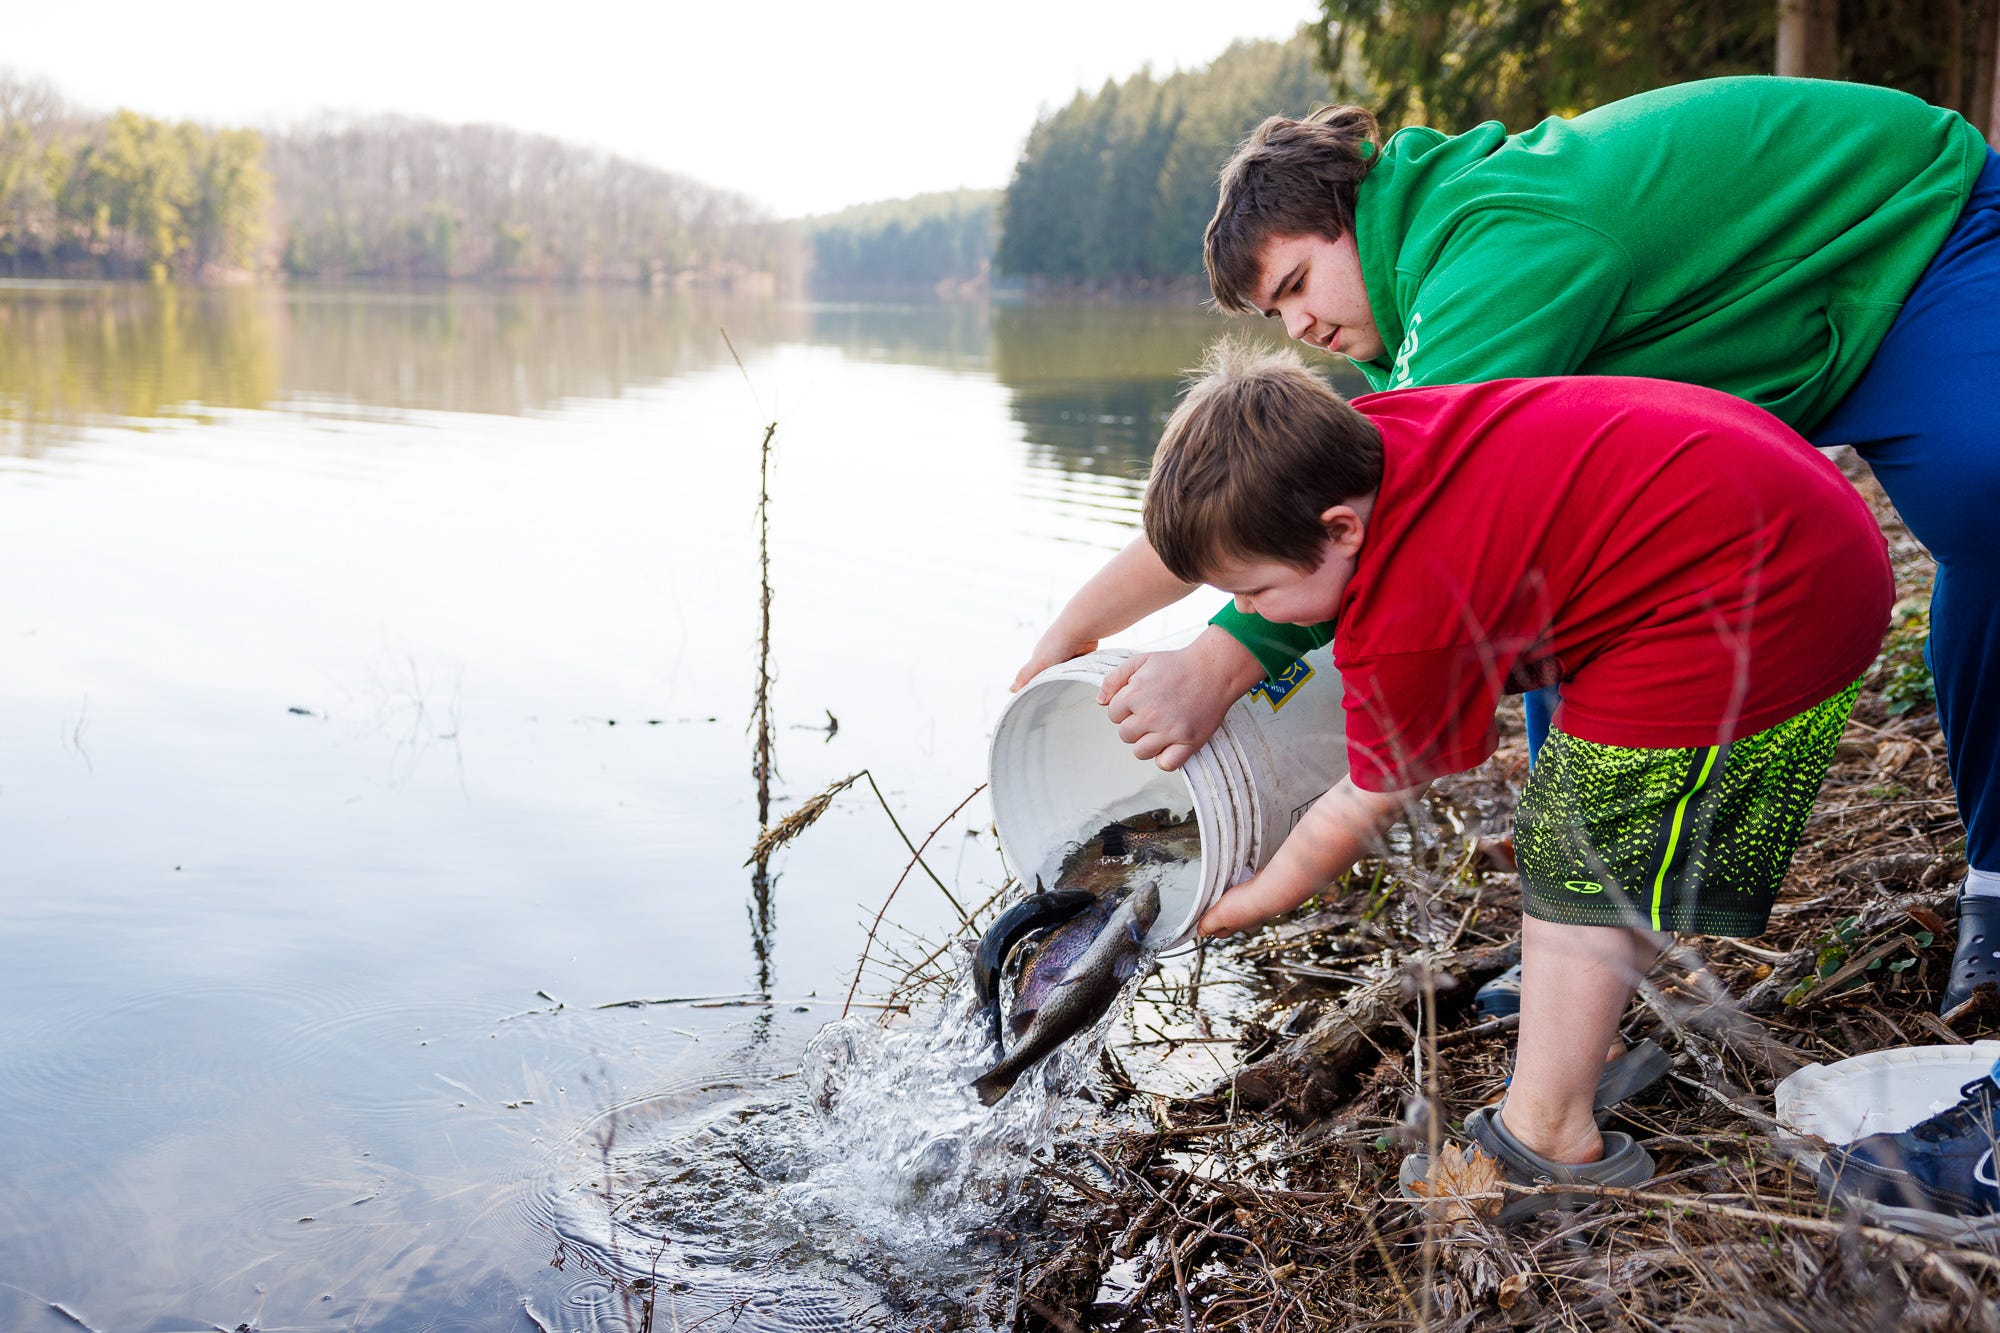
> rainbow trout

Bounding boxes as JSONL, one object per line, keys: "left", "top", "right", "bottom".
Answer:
{"left": 969, "top": 881, "right": 1160, "bottom": 1106}
{"left": 971, "top": 882, "right": 1098, "bottom": 1049}
{"left": 1048, "top": 810, "right": 1200, "bottom": 899}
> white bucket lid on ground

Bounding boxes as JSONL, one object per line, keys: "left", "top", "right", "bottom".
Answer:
{"left": 1775, "top": 1041, "right": 2000, "bottom": 1144}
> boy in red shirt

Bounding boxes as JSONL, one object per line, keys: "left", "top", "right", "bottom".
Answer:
{"left": 1059, "top": 340, "right": 1891, "bottom": 1215}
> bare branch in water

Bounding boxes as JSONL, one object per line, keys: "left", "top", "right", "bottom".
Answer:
{"left": 843, "top": 780, "right": 988, "bottom": 1019}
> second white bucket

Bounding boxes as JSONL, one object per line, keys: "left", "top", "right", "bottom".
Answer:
{"left": 988, "top": 643, "right": 1350, "bottom": 953}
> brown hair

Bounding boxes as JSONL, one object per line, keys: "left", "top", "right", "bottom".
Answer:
{"left": 1145, "top": 337, "right": 1383, "bottom": 584}
{"left": 1204, "top": 105, "right": 1381, "bottom": 314}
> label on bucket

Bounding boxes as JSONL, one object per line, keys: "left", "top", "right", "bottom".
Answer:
{"left": 1246, "top": 658, "right": 1314, "bottom": 711}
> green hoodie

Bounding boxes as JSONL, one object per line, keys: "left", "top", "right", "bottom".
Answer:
{"left": 1215, "top": 76, "right": 1988, "bottom": 678}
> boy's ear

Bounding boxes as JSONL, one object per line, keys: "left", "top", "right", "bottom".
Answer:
{"left": 1318, "top": 503, "right": 1367, "bottom": 554}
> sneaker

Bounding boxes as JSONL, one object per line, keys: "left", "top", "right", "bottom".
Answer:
{"left": 1819, "top": 1073, "right": 2000, "bottom": 1217}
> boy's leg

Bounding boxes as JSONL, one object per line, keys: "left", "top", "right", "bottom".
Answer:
{"left": 1811, "top": 149, "right": 2000, "bottom": 1012}
{"left": 1502, "top": 918, "right": 1667, "bottom": 1164}
{"left": 1507, "top": 683, "right": 1860, "bottom": 1161}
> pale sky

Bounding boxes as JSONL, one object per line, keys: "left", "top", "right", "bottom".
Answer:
{"left": 8, "top": 0, "right": 1317, "bottom": 218}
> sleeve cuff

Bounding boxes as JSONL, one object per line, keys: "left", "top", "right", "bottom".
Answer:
{"left": 1208, "top": 603, "right": 1334, "bottom": 681}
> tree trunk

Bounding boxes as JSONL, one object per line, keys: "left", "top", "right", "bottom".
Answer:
{"left": 1776, "top": 0, "right": 1808, "bottom": 76}
{"left": 1983, "top": 0, "right": 2000, "bottom": 143}
{"left": 1776, "top": 0, "right": 1842, "bottom": 77}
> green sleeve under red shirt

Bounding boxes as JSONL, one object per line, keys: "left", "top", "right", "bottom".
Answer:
{"left": 1333, "top": 377, "right": 1892, "bottom": 793}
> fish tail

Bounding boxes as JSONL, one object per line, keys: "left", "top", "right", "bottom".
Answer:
{"left": 970, "top": 1067, "right": 1016, "bottom": 1106}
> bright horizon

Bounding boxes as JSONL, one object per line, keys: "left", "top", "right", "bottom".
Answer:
{"left": 6, "top": 0, "right": 1316, "bottom": 219}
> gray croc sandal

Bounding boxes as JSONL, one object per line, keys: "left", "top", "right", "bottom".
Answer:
{"left": 1399, "top": 1104, "right": 1654, "bottom": 1225}
{"left": 1942, "top": 893, "right": 2000, "bottom": 1014}
{"left": 1593, "top": 1038, "right": 1672, "bottom": 1124}
{"left": 1486, "top": 1039, "right": 1673, "bottom": 1124}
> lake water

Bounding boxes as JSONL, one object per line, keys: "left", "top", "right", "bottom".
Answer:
{"left": 0, "top": 283, "right": 1359, "bottom": 1330}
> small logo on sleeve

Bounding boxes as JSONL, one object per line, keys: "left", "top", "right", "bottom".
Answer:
{"left": 1563, "top": 880, "right": 1605, "bottom": 895}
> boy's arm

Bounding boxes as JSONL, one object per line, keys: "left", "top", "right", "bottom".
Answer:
{"left": 1011, "top": 536, "right": 1203, "bottom": 690}
{"left": 1198, "top": 775, "right": 1427, "bottom": 936}
{"left": 1209, "top": 603, "right": 1335, "bottom": 679}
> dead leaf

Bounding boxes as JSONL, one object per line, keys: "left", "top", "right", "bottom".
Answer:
{"left": 1472, "top": 836, "right": 1517, "bottom": 873}
{"left": 1907, "top": 903, "right": 1949, "bottom": 936}
{"left": 1407, "top": 1143, "right": 1504, "bottom": 1226}
{"left": 1878, "top": 738, "right": 1918, "bottom": 773}
{"left": 1497, "top": 1272, "right": 1530, "bottom": 1310}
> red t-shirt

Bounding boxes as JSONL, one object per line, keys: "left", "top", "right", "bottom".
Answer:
{"left": 1337, "top": 377, "right": 1892, "bottom": 792}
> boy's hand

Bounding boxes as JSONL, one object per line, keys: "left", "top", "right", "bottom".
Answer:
{"left": 1100, "top": 626, "right": 1264, "bottom": 770}
{"left": 1197, "top": 875, "right": 1287, "bottom": 937}
{"left": 1011, "top": 629, "right": 1100, "bottom": 692}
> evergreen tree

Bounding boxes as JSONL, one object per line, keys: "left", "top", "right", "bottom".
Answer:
{"left": 998, "top": 33, "right": 1350, "bottom": 285}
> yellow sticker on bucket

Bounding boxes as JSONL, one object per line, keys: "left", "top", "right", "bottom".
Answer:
{"left": 1247, "top": 658, "right": 1314, "bottom": 711}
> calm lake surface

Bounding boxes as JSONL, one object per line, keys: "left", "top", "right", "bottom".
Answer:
{"left": 0, "top": 283, "right": 1361, "bottom": 1330}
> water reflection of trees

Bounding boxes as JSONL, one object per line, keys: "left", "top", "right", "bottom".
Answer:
{"left": 0, "top": 286, "right": 1374, "bottom": 476}
{"left": 991, "top": 302, "right": 1368, "bottom": 483}
{"left": 805, "top": 301, "right": 993, "bottom": 373}
{"left": 275, "top": 287, "right": 803, "bottom": 415}
{"left": 0, "top": 284, "right": 811, "bottom": 454}
{"left": 0, "top": 285, "right": 280, "bottom": 456}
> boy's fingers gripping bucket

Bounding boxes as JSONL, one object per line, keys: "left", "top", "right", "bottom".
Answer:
{"left": 988, "top": 645, "right": 1349, "bottom": 952}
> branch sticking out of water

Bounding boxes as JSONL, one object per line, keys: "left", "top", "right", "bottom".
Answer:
{"left": 843, "top": 780, "right": 988, "bottom": 1019}
{"left": 750, "top": 413, "right": 778, "bottom": 826}
{"left": 723, "top": 327, "right": 779, "bottom": 830}
{"left": 745, "top": 769, "right": 972, "bottom": 925}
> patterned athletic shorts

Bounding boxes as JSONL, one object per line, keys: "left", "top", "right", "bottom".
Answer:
{"left": 1515, "top": 681, "right": 1862, "bottom": 936}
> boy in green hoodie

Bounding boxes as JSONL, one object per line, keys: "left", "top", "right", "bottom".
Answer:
{"left": 1017, "top": 76, "right": 2000, "bottom": 1019}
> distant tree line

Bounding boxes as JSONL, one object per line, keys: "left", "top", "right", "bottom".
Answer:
{"left": 265, "top": 116, "right": 798, "bottom": 285}
{"left": 0, "top": 69, "right": 800, "bottom": 287}
{"left": 0, "top": 73, "right": 267, "bottom": 281}
{"left": 996, "top": 34, "right": 1348, "bottom": 287}
{"left": 805, "top": 190, "right": 996, "bottom": 292}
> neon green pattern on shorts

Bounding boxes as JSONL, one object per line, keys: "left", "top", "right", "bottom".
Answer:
{"left": 1515, "top": 681, "right": 1860, "bottom": 937}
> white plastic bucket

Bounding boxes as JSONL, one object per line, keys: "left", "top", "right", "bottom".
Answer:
{"left": 988, "top": 644, "right": 1349, "bottom": 952}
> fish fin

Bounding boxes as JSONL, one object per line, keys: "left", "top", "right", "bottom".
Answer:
{"left": 970, "top": 1066, "right": 1014, "bottom": 1106}
{"left": 1008, "top": 1006, "right": 1038, "bottom": 1040}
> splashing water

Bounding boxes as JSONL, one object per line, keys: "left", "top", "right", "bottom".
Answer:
{"left": 539, "top": 952, "right": 1153, "bottom": 1331}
